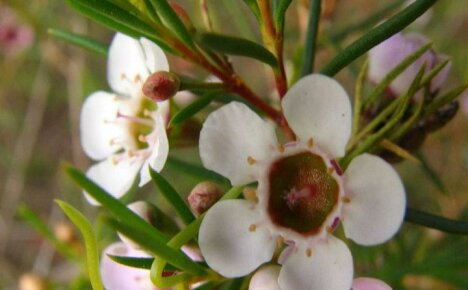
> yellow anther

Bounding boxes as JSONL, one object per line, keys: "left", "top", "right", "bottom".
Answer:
{"left": 278, "top": 144, "right": 285, "bottom": 153}
{"left": 328, "top": 167, "right": 335, "bottom": 175}
{"left": 134, "top": 74, "right": 142, "bottom": 82}
{"left": 128, "top": 150, "right": 135, "bottom": 157}
{"left": 138, "top": 135, "right": 147, "bottom": 142}
{"left": 247, "top": 156, "right": 256, "bottom": 165}
{"left": 342, "top": 196, "right": 351, "bottom": 203}
{"left": 143, "top": 109, "right": 151, "bottom": 117}
{"left": 276, "top": 236, "right": 285, "bottom": 247}
{"left": 249, "top": 224, "right": 257, "bottom": 232}
{"left": 112, "top": 157, "right": 119, "bottom": 165}
{"left": 306, "top": 248, "right": 312, "bottom": 257}
{"left": 326, "top": 226, "right": 334, "bottom": 234}
{"left": 243, "top": 188, "right": 258, "bottom": 203}
{"left": 307, "top": 138, "right": 314, "bottom": 148}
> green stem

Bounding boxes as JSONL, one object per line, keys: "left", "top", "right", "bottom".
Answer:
{"left": 321, "top": 0, "right": 438, "bottom": 76}
{"left": 405, "top": 208, "right": 468, "bottom": 235}
{"left": 300, "top": 0, "right": 321, "bottom": 76}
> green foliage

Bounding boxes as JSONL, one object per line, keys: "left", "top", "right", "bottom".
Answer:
{"left": 48, "top": 28, "right": 108, "bottom": 56}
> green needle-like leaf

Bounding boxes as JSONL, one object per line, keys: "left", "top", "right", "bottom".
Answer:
{"left": 197, "top": 33, "right": 278, "bottom": 67}
{"left": 56, "top": 200, "right": 104, "bottom": 290}
{"left": 108, "top": 255, "right": 154, "bottom": 269}
{"left": 48, "top": 28, "right": 108, "bottom": 56}
{"left": 300, "top": 0, "right": 321, "bottom": 76}
{"left": 273, "top": 0, "right": 292, "bottom": 30}
{"left": 169, "top": 93, "right": 218, "bottom": 127}
{"left": 165, "top": 157, "right": 230, "bottom": 186}
{"left": 405, "top": 208, "right": 468, "bottom": 234}
{"left": 321, "top": 0, "right": 438, "bottom": 76}
{"left": 423, "top": 84, "right": 468, "bottom": 118}
{"left": 148, "top": 0, "right": 194, "bottom": 47}
{"left": 243, "top": 0, "right": 262, "bottom": 22}
{"left": 65, "top": 165, "right": 168, "bottom": 244}
{"left": 149, "top": 168, "right": 195, "bottom": 225}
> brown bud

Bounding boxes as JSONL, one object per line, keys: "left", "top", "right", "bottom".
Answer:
{"left": 169, "top": 2, "right": 195, "bottom": 32}
{"left": 142, "top": 71, "right": 180, "bottom": 102}
{"left": 188, "top": 181, "right": 223, "bottom": 215}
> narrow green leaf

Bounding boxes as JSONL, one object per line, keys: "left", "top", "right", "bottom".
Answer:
{"left": 56, "top": 200, "right": 104, "bottom": 290}
{"left": 363, "top": 42, "right": 432, "bottom": 106}
{"left": 169, "top": 93, "right": 218, "bottom": 127}
{"left": 352, "top": 60, "right": 368, "bottom": 137}
{"left": 321, "top": 0, "right": 438, "bottom": 76}
{"left": 243, "top": 0, "right": 262, "bottom": 22}
{"left": 416, "top": 151, "right": 447, "bottom": 194}
{"left": 107, "top": 218, "right": 207, "bottom": 275}
{"left": 419, "top": 59, "right": 451, "bottom": 88}
{"left": 197, "top": 33, "right": 278, "bottom": 67}
{"left": 273, "top": 0, "right": 293, "bottom": 30}
{"left": 165, "top": 157, "right": 230, "bottom": 186}
{"left": 300, "top": 0, "right": 321, "bottom": 76}
{"left": 65, "top": 165, "right": 169, "bottom": 244}
{"left": 108, "top": 255, "right": 154, "bottom": 269}
{"left": 149, "top": 168, "right": 195, "bottom": 225}
{"left": 48, "top": 28, "right": 107, "bottom": 56}
{"left": 17, "top": 205, "right": 79, "bottom": 261}
{"left": 405, "top": 208, "right": 468, "bottom": 235}
{"left": 148, "top": 0, "right": 194, "bottom": 47}
{"left": 423, "top": 84, "right": 468, "bottom": 118}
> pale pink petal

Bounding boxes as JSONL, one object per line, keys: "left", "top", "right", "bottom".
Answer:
{"left": 84, "top": 157, "right": 143, "bottom": 205}
{"left": 80, "top": 91, "right": 129, "bottom": 160}
{"left": 278, "top": 236, "right": 353, "bottom": 290}
{"left": 352, "top": 277, "right": 392, "bottom": 290}
{"left": 249, "top": 265, "right": 281, "bottom": 290}
{"left": 100, "top": 242, "right": 157, "bottom": 290}
{"left": 199, "top": 102, "right": 277, "bottom": 185}
{"left": 342, "top": 154, "right": 406, "bottom": 246}
{"left": 107, "top": 33, "right": 149, "bottom": 96}
{"left": 281, "top": 74, "right": 352, "bottom": 158}
{"left": 199, "top": 200, "right": 276, "bottom": 278}
{"left": 139, "top": 37, "right": 169, "bottom": 73}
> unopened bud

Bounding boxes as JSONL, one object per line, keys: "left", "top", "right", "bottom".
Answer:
{"left": 19, "top": 273, "right": 46, "bottom": 290}
{"left": 169, "top": 2, "right": 195, "bottom": 32}
{"left": 188, "top": 181, "right": 223, "bottom": 215}
{"left": 142, "top": 71, "right": 180, "bottom": 102}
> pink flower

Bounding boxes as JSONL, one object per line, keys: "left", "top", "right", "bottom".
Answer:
{"left": 0, "top": 5, "right": 34, "bottom": 55}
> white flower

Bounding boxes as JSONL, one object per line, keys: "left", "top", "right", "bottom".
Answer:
{"left": 100, "top": 242, "right": 158, "bottom": 290}
{"left": 368, "top": 32, "right": 451, "bottom": 98}
{"left": 198, "top": 74, "right": 406, "bottom": 290}
{"left": 249, "top": 265, "right": 392, "bottom": 290}
{"left": 80, "top": 33, "right": 170, "bottom": 205}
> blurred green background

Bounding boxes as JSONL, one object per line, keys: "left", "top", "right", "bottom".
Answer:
{"left": 0, "top": 0, "right": 466, "bottom": 289}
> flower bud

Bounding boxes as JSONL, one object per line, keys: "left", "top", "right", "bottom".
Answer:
{"left": 368, "top": 32, "right": 451, "bottom": 98}
{"left": 188, "top": 181, "right": 223, "bottom": 215}
{"left": 142, "top": 71, "right": 180, "bottom": 102}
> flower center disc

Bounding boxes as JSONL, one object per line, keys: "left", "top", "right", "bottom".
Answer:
{"left": 267, "top": 152, "right": 339, "bottom": 235}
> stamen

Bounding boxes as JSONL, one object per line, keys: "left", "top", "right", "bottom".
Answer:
{"left": 276, "top": 236, "right": 285, "bottom": 247}
{"left": 138, "top": 135, "right": 147, "bottom": 143}
{"left": 128, "top": 149, "right": 136, "bottom": 157}
{"left": 247, "top": 156, "right": 256, "bottom": 165}
{"left": 143, "top": 109, "right": 151, "bottom": 117}
{"left": 326, "top": 226, "right": 334, "bottom": 234}
{"left": 278, "top": 144, "right": 285, "bottom": 153}
{"left": 342, "top": 196, "right": 351, "bottom": 203}
{"left": 249, "top": 224, "right": 257, "bottom": 232}
{"left": 330, "top": 159, "right": 344, "bottom": 176}
{"left": 243, "top": 188, "right": 258, "bottom": 203}
{"left": 116, "top": 112, "right": 154, "bottom": 126}
{"left": 306, "top": 248, "right": 312, "bottom": 257}
{"left": 307, "top": 138, "right": 314, "bottom": 148}
{"left": 327, "top": 167, "right": 335, "bottom": 175}
{"left": 134, "top": 74, "right": 142, "bottom": 83}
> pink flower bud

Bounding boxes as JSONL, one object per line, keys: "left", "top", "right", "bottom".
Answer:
{"left": 369, "top": 32, "right": 451, "bottom": 98}
{"left": 142, "top": 71, "right": 180, "bottom": 102}
{"left": 188, "top": 181, "right": 223, "bottom": 215}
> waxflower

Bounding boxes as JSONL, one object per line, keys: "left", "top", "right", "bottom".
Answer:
{"left": 368, "top": 32, "right": 451, "bottom": 98}
{"left": 198, "top": 74, "right": 406, "bottom": 290}
{"left": 80, "top": 33, "right": 170, "bottom": 205}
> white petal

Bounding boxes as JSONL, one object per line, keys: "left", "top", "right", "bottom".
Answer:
{"left": 139, "top": 113, "right": 169, "bottom": 187}
{"left": 80, "top": 91, "right": 129, "bottom": 160}
{"left": 140, "top": 37, "right": 169, "bottom": 73}
{"left": 352, "top": 277, "right": 392, "bottom": 290}
{"left": 278, "top": 236, "right": 353, "bottom": 290}
{"left": 199, "top": 200, "right": 276, "bottom": 278}
{"left": 100, "top": 242, "right": 156, "bottom": 290}
{"left": 249, "top": 265, "right": 281, "bottom": 290}
{"left": 281, "top": 74, "right": 352, "bottom": 158}
{"left": 85, "top": 156, "right": 142, "bottom": 205}
{"left": 199, "top": 102, "right": 277, "bottom": 185}
{"left": 342, "top": 154, "right": 406, "bottom": 246}
{"left": 107, "top": 33, "right": 149, "bottom": 96}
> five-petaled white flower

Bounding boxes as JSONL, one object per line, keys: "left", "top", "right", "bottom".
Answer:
{"left": 198, "top": 74, "right": 406, "bottom": 290}
{"left": 80, "top": 33, "right": 170, "bottom": 205}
